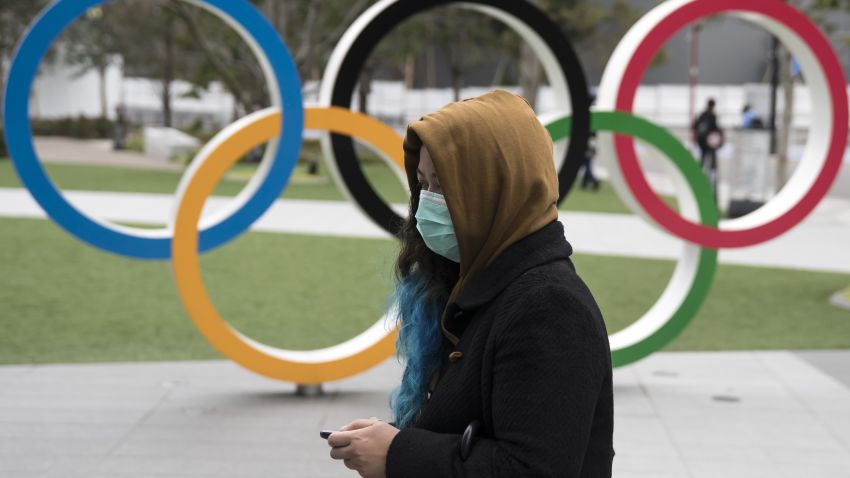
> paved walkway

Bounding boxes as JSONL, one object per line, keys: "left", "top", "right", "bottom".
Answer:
{"left": 34, "top": 137, "right": 182, "bottom": 171}
{"left": 1, "top": 187, "right": 848, "bottom": 273}
{"left": 1, "top": 350, "right": 849, "bottom": 477}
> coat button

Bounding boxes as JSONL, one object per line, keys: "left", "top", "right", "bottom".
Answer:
{"left": 448, "top": 351, "right": 463, "bottom": 362}
{"left": 460, "top": 420, "right": 482, "bottom": 461}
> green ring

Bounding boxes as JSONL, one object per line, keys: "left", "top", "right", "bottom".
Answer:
{"left": 545, "top": 111, "right": 718, "bottom": 367}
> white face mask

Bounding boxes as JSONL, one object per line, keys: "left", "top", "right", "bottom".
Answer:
{"left": 415, "top": 190, "right": 460, "bottom": 263}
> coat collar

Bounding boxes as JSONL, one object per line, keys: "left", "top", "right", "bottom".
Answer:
{"left": 452, "top": 220, "right": 573, "bottom": 312}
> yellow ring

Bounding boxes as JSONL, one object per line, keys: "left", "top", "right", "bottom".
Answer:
{"left": 171, "top": 106, "right": 402, "bottom": 383}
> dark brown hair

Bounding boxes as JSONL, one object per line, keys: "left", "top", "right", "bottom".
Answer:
{"left": 395, "top": 130, "right": 459, "bottom": 305}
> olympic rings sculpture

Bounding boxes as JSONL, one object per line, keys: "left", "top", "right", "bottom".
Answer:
{"left": 4, "top": 0, "right": 846, "bottom": 383}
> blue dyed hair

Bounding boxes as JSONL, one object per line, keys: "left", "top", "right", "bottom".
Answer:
{"left": 388, "top": 271, "right": 447, "bottom": 429}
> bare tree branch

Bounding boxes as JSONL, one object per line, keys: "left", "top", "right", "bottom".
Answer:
{"left": 170, "top": 2, "right": 250, "bottom": 111}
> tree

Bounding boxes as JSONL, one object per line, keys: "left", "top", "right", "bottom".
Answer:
{"left": 517, "top": 0, "right": 641, "bottom": 109}
{"left": 359, "top": 12, "right": 429, "bottom": 112}
{"left": 431, "top": 9, "right": 500, "bottom": 101}
{"left": 262, "top": 0, "right": 374, "bottom": 85}
{"left": 0, "top": 1, "right": 51, "bottom": 117}
{"left": 168, "top": 2, "right": 262, "bottom": 119}
{"left": 167, "top": 0, "right": 374, "bottom": 118}
{"left": 63, "top": 6, "right": 121, "bottom": 119}
{"left": 773, "top": 0, "right": 846, "bottom": 187}
{"left": 333, "top": 1, "right": 643, "bottom": 111}
{"left": 99, "top": 1, "right": 194, "bottom": 128}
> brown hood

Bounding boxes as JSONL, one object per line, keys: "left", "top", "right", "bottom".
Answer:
{"left": 403, "top": 89, "right": 559, "bottom": 344}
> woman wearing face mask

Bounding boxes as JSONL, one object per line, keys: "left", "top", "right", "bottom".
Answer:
{"left": 327, "top": 89, "right": 614, "bottom": 477}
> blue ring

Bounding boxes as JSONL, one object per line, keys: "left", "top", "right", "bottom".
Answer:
{"left": 3, "top": 0, "right": 303, "bottom": 259}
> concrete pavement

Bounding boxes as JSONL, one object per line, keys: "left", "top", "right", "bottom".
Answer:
{"left": 33, "top": 137, "right": 183, "bottom": 171}
{"left": 1, "top": 350, "right": 849, "bottom": 477}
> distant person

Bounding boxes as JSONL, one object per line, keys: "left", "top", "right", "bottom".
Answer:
{"left": 113, "top": 103, "right": 128, "bottom": 151}
{"left": 581, "top": 93, "right": 601, "bottom": 191}
{"left": 741, "top": 104, "right": 764, "bottom": 129}
{"left": 580, "top": 131, "right": 600, "bottom": 191}
{"left": 691, "top": 98, "right": 724, "bottom": 199}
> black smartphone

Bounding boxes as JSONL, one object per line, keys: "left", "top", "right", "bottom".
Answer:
{"left": 320, "top": 430, "right": 335, "bottom": 439}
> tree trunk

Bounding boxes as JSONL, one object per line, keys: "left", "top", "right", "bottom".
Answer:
{"left": 768, "top": 36, "right": 780, "bottom": 154}
{"left": 491, "top": 55, "right": 508, "bottom": 87}
{"left": 450, "top": 25, "right": 468, "bottom": 101}
{"left": 425, "top": 23, "right": 437, "bottom": 89}
{"left": 270, "top": 0, "right": 283, "bottom": 36}
{"left": 294, "top": 0, "right": 321, "bottom": 83}
{"left": 98, "top": 63, "right": 108, "bottom": 119}
{"left": 451, "top": 65, "right": 462, "bottom": 102}
{"left": 776, "top": 48, "right": 794, "bottom": 189}
{"left": 688, "top": 24, "right": 701, "bottom": 125}
{"left": 171, "top": 4, "right": 250, "bottom": 115}
{"left": 404, "top": 54, "right": 415, "bottom": 89}
{"left": 519, "top": 42, "right": 541, "bottom": 110}
{"left": 426, "top": 45, "right": 437, "bottom": 88}
{"left": 161, "top": 13, "right": 174, "bottom": 127}
{"left": 161, "top": 80, "right": 172, "bottom": 128}
{"left": 0, "top": 56, "right": 5, "bottom": 121}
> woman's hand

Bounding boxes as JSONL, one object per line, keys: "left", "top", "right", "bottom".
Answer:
{"left": 328, "top": 417, "right": 400, "bottom": 478}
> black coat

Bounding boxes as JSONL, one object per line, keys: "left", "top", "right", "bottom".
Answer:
{"left": 692, "top": 110, "right": 721, "bottom": 150}
{"left": 386, "top": 220, "right": 614, "bottom": 477}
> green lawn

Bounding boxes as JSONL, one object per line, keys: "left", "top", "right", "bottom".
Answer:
{"left": 0, "top": 216, "right": 847, "bottom": 365}
{"left": 0, "top": 158, "right": 657, "bottom": 215}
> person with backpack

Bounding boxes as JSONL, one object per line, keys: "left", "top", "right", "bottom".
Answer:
{"left": 691, "top": 98, "right": 724, "bottom": 199}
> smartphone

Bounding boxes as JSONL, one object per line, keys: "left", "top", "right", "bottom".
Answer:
{"left": 320, "top": 430, "right": 335, "bottom": 439}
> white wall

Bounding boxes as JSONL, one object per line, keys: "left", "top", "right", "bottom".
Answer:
{"left": 352, "top": 80, "right": 827, "bottom": 133}
{"left": 30, "top": 55, "right": 123, "bottom": 120}
{"left": 31, "top": 66, "right": 835, "bottom": 135}
{"left": 29, "top": 53, "right": 233, "bottom": 129}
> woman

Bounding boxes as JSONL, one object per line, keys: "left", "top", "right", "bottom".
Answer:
{"left": 328, "top": 89, "right": 614, "bottom": 477}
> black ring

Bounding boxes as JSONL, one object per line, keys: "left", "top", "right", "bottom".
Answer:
{"left": 329, "top": 0, "right": 590, "bottom": 235}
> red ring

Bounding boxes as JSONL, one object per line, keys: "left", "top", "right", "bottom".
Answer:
{"left": 614, "top": 0, "right": 848, "bottom": 248}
